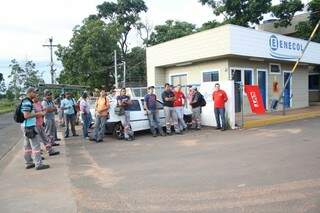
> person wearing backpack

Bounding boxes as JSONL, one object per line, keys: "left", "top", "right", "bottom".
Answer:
{"left": 190, "top": 86, "right": 203, "bottom": 130}
{"left": 91, "top": 88, "right": 110, "bottom": 142}
{"left": 18, "top": 87, "right": 50, "bottom": 170}
{"left": 212, "top": 83, "right": 228, "bottom": 131}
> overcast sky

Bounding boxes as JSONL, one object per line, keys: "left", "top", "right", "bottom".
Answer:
{"left": 0, "top": 0, "right": 310, "bottom": 83}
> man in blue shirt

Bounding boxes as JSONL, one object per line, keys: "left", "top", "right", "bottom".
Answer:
{"left": 21, "top": 87, "right": 50, "bottom": 170}
{"left": 60, "top": 92, "right": 78, "bottom": 138}
{"left": 144, "top": 86, "right": 165, "bottom": 137}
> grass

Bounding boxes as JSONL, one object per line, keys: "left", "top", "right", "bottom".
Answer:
{"left": 0, "top": 99, "right": 16, "bottom": 114}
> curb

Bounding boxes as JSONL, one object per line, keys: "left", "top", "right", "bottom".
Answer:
{"left": 244, "top": 111, "right": 320, "bottom": 128}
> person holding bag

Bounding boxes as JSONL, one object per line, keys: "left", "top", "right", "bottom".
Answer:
{"left": 116, "top": 88, "right": 134, "bottom": 141}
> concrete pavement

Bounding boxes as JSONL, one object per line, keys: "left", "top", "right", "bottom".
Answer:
{"left": 1, "top": 118, "right": 320, "bottom": 212}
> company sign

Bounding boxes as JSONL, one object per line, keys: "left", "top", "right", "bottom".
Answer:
{"left": 269, "top": 35, "right": 304, "bottom": 60}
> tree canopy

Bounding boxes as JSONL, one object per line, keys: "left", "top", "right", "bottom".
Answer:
{"left": 97, "top": 0, "right": 147, "bottom": 60}
{"left": 56, "top": 16, "right": 118, "bottom": 89}
{"left": 148, "top": 20, "right": 196, "bottom": 46}
{"left": 295, "top": 0, "right": 320, "bottom": 43}
{"left": 7, "top": 59, "right": 44, "bottom": 99}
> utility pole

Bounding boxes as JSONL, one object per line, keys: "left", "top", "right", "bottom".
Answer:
{"left": 123, "top": 61, "right": 126, "bottom": 88}
{"left": 114, "top": 50, "right": 118, "bottom": 88}
{"left": 43, "top": 37, "right": 58, "bottom": 84}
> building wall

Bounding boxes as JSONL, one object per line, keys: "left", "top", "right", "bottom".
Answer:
{"left": 228, "top": 58, "right": 309, "bottom": 112}
{"left": 163, "top": 59, "right": 229, "bottom": 85}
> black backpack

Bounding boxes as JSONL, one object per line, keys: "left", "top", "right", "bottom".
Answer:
{"left": 199, "top": 93, "right": 207, "bottom": 107}
{"left": 14, "top": 98, "right": 32, "bottom": 123}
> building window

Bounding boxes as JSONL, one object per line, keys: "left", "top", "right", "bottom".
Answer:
{"left": 171, "top": 74, "right": 187, "bottom": 86}
{"left": 309, "top": 74, "right": 320, "bottom": 90}
{"left": 269, "top": 63, "right": 281, "bottom": 74}
{"left": 244, "top": 70, "right": 253, "bottom": 85}
{"left": 203, "top": 71, "right": 219, "bottom": 82}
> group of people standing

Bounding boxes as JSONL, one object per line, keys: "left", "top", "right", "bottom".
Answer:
{"left": 19, "top": 83, "right": 228, "bottom": 169}
{"left": 20, "top": 87, "right": 61, "bottom": 170}
{"left": 144, "top": 82, "right": 229, "bottom": 137}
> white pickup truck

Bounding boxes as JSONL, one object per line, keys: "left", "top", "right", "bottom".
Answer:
{"left": 83, "top": 96, "right": 192, "bottom": 139}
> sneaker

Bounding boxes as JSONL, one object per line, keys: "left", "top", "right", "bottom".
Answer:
{"left": 96, "top": 139, "right": 103, "bottom": 143}
{"left": 84, "top": 137, "right": 90, "bottom": 140}
{"left": 196, "top": 127, "right": 201, "bottom": 131}
{"left": 73, "top": 134, "right": 79, "bottom": 137}
{"left": 35, "top": 164, "right": 50, "bottom": 170}
{"left": 160, "top": 132, "right": 166, "bottom": 137}
{"left": 64, "top": 135, "right": 69, "bottom": 138}
{"left": 49, "top": 151, "right": 60, "bottom": 156}
{"left": 55, "top": 138, "right": 61, "bottom": 141}
{"left": 52, "top": 143, "right": 60, "bottom": 147}
{"left": 215, "top": 127, "right": 222, "bottom": 130}
{"left": 25, "top": 163, "right": 35, "bottom": 169}
{"left": 125, "top": 137, "right": 133, "bottom": 141}
{"left": 152, "top": 133, "right": 157, "bottom": 137}
{"left": 221, "top": 128, "right": 226, "bottom": 131}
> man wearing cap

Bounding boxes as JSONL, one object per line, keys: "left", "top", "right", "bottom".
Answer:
{"left": 42, "top": 89, "right": 60, "bottom": 143}
{"left": 161, "top": 83, "right": 180, "bottom": 135}
{"left": 21, "top": 87, "right": 50, "bottom": 170}
{"left": 144, "top": 86, "right": 165, "bottom": 137}
{"left": 61, "top": 92, "right": 78, "bottom": 138}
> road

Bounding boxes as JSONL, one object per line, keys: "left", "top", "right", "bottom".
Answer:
{"left": 0, "top": 117, "right": 320, "bottom": 212}
{"left": 0, "top": 113, "right": 22, "bottom": 160}
{"left": 65, "top": 117, "right": 320, "bottom": 212}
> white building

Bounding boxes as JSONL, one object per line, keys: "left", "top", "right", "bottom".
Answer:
{"left": 146, "top": 24, "right": 320, "bottom": 114}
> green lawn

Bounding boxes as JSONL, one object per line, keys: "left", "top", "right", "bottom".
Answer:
{"left": 0, "top": 99, "right": 16, "bottom": 114}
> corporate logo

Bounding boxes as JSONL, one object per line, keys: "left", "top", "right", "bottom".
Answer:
{"left": 269, "top": 35, "right": 304, "bottom": 60}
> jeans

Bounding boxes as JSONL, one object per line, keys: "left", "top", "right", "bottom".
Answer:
{"left": 147, "top": 110, "right": 163, "bottom": 134}
{"left": 120, "top": 111, "right": 134, "bottom": 139}
{"left": 64, "top": 114, "right": 76, "bottom": 137}
{"left": 81, "top": 113, "right": 91, "bottom": 138}
{"left": 174, "top": 106, "right": 187, "bottom": 131}
{"left": 163, "top": 106, "right": 180, "bottom": 133}
{"left": 214, "top": 107, "right": 226, "bottom": 129}
{"left": 93, "top": 114, "right": 107, "bottom": 141}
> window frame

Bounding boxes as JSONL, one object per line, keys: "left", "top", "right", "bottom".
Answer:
{"left": 201, "top": 69, "right": 220, "bottom": 83}
{"left": 169, "top": 73, "right": 188, "bottom": 86}
{"left": 269, "top": 63, "right": 282, "bottom": 75}
{"left": 309, "top": 73, "right": 320, "bottom": 91}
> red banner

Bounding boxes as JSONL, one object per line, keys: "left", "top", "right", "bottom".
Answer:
{"left": 244, "top": 85, "right": 266, "bottom": 114}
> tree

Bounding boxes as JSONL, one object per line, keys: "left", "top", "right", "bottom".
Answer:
{"left": 7, "top": 59, "right": 44, "bottom": 99}
{"left": 199, "top": 0, "right": 272, "bottom": 27}
{"left": 148, "top": 20, "right": 196, "bottom": 46}
{"left": 295, "top": 0, "right": 320, "bottom": 42}
{"left": 271, "top": 0, "right": 304, "bottom": 28}
{"left": 56, "top": 16, "right": 118, "bottom": 89}
{"left": 136, "top": 19, "right": 153, "bottom": 47}
{"left": 198, "top": 20, "right": 222, "bottom": 32}
{"left": 0, "top": 73, "right": 6, "bottom": 93}
{"left": 97, "top": 0, "right": 148, "bottom": 61}
{"left": 125, "top": 46, "right": 146, "bottom": 86}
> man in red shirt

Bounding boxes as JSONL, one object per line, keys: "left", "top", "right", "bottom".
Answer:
{"left": 174, "top": 84, "right": 187, "bottom": 131}
{"left": 212, "top": 83, "right": 228, "bottom": 131}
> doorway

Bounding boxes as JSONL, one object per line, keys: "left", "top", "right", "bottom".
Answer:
{"left": 283, "top": 71, "right": 292, "bottom": 108}
{"left": 257, "top": 70, "right": 267, "bottom": 109}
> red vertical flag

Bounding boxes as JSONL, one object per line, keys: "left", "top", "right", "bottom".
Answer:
{"left": 244, "top": 85, "right": 266, "bottom": 114}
